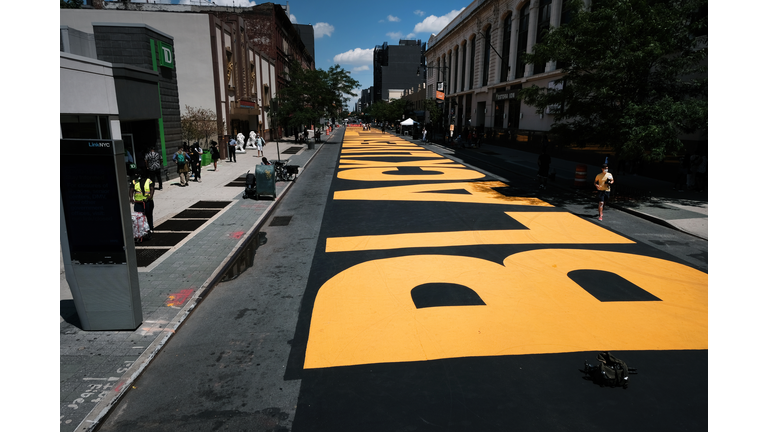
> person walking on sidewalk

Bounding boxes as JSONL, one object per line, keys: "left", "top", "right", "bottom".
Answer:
{"left": 190, "top": 143, "right": 202, "bottom": 182}
{"left": 144, "top": 146, "right": 163, "bottom": 190}
{"left": 256, "top": 133, "right": 265, "bottom": 157}
{"left": 594, "top": 163, "right": 614, "bottom": 221}
{"left": 228, "top": 135, "right": 237, "bottom": 162}
{"left": 173, "top": 144, "right": 191, "bottom": 187}
{"left": 210, "top": 140, "right": 220, "bottom": 171}
{"left": 130, "top": 172, "right": 155, "bottom": 233}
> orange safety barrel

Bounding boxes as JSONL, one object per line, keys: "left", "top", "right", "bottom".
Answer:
{"left": 574, "top": 164, "right": 588, "bottom": 188}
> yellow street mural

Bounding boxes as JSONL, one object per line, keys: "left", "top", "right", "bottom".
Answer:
{"left": 304, "top": 251, "right": 707, "bottom": 369}
{"left": 325, "top": 212, "right": 635, "bottom": 252}
{"left": 303, "top": 131, "right": 707, "bottom": 369}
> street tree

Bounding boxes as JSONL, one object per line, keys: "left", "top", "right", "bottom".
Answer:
{"left": 518, "top": 0, "right": 707, "bottom": 161}
{"left": 180, "top": 105, "right": 217, "bottom": 148}
{"left": 424, "top": 98, "right": 443, "bottom": 127}
{"left": 270, "top": 62, "right": 359, "bottom": 133}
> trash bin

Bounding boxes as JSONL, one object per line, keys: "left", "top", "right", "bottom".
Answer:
{"left": 255, "top": 164, "right": 276, "bottom": 198}
{"left": 201, "top": 151, "right": 211, "bottom": 167}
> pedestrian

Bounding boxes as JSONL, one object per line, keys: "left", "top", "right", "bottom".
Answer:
{"left": 144, "top": 146, "right": 163, "bottom": 190}
{"left": 190, "top": 143, "right": 202, "bottom": 182}
{"left": 228, "top": 135, "right": 237, "bottom": 162}
{"left": 210, "top": 140, "right": 220, "bottom": 171}
{"left": 256, "top": 133, "right": 265, "bottom": 157}
{"left": 173, "top": 144, "right": 191, "bottom": 187}
{"left": 130, "top": 170, "right": 155, "bottom": 233}
{"left": 422, "top": 127, "right": 427, "bottom": 142}
{"left": 594, "top": 163, "right": 614, "bottom": 221}
{"left": 537, "top": 147, "right": 551, "bottom": 189}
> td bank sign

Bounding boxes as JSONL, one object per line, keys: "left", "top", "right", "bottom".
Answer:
{"left": 154, "top": 40, "right": 174, "bottom": 69}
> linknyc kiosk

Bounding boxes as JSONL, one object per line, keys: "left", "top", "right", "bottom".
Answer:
{"left": 60, "top": 139, "right": 143, "bottom": 330}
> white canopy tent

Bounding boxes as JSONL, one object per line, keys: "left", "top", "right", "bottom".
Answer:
{"left": 400, "top": 118, "right": 415, "bottom": 125}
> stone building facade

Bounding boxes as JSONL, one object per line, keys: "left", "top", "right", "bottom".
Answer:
{"left": 426, "top": 0, "right": 574, "bottom": 143}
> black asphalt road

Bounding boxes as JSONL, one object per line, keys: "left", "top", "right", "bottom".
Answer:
{"left": 96, "top": 131, "right": 707, "bottom": 431}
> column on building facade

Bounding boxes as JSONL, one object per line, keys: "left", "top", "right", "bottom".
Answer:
{"left": 525, "top": 2, "right": 540, "bottom": 78}
{"left": 508, "top": 9, "right": 521, "bottom": 83}
{"left": 546, "top": 0, "right": 563, "bottom": 73}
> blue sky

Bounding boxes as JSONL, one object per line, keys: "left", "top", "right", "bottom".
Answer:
{"left": 172, "top": 0, "right": 472, "bottom": 110}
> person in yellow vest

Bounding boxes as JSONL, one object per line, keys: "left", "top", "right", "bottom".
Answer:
{"left": 130, "top": 173, "right": 155, "bottom": 232}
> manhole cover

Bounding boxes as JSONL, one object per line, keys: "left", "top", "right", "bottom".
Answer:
{"left": 173, "top": 209, "right": 221, "bottom": 219}
{"left": 270, "top": 216, "right": 293, "bottom": 226}
{"left": 190, "top": 201, "right": 231, "bottom": 209}
{"left": 135, "top": 232, "right": 189, "bottom": 246}
{"left": 154, "top": 219, "right": 207, "bottom": 231}
{"left": 135, "top": 248, "right": 170, "bottom": 267}
{"left": 282, "top": 146, "right": 303, "bottom": 154}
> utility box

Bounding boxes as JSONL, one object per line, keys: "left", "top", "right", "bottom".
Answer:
{"left": 60, "top": 139, "right": 143, "bottom": 331}
{"left": 255, "top": 164, "right": 276, "bottom": 198}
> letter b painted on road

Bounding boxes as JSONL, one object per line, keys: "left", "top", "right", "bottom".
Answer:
{"left": 303, "top": 250, "right": 707, "bottom": 369}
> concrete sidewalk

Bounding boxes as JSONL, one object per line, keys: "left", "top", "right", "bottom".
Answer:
{"left": 59, "top": 127, "right": 343, "bottom": 432}
{"left": 409, "top": 137, "right": 707, "bottom": 241}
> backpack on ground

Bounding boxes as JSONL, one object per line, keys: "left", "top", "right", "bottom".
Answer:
{"left": 583, "top": 352, "right": 637, "bottom": 389}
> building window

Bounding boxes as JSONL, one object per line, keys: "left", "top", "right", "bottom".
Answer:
{"left": 447, "top": 52, "right": 452, "bottom": 95}
{"left": 461, "top": 42, "right": 467, "bottom": 92}
{"left": 500, "top": 14, "right": 513, "bottom": 83}
{"left": 482, "top": 26, "right": 492, "bottom": 87}
{"left": 556, "top": 0, "right": 574, "bottom": 70}
{"left": 515, "top": 3, "right": 530, "bottom": 79}
{"left": 469, "top": 37, "right": 476, "bottom": 90}
{"left": 534, "top": 0, "right": 552, "bottom": 75}
{"left": 60, "top": 115, "right": 112, "bottom": 139}
{"left": 453, "top": 47, "right": 459, "bottom": 93}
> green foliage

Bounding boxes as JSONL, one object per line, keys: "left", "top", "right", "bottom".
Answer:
{"left": 424, "top": 99, "right": 443, "bottom": 126}
{"left": 518, "top": 0, "right": 707, "bottom": 161}
{"left": 366, "top": 98, "right": 414, "bottom": 124}
{"left": 269, "top": 62, "right": 360, "bottom": 130}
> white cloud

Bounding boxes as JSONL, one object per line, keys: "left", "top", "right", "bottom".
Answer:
{"left": 387, "top": 15, "right": 401, "bottom": 22}
{"left": 290, "top": 14, "right": 297, "bottom": 23}
{"left": 387, "top": 32, "right": 404, "bottom": 40}
{"left": 413, "top": 8, "right": 465, "bottom": 34}
{"left": 314, "top": 22, "right": 334, "bottom": 38}
{"left": 352, "top": 65, "right": 370, "bottom": 73}
{"left": 333, "top": 48, "right": 374, "bottom": 66}
{"left": 414, "top": 10, "right": 425, "bottom": 17}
